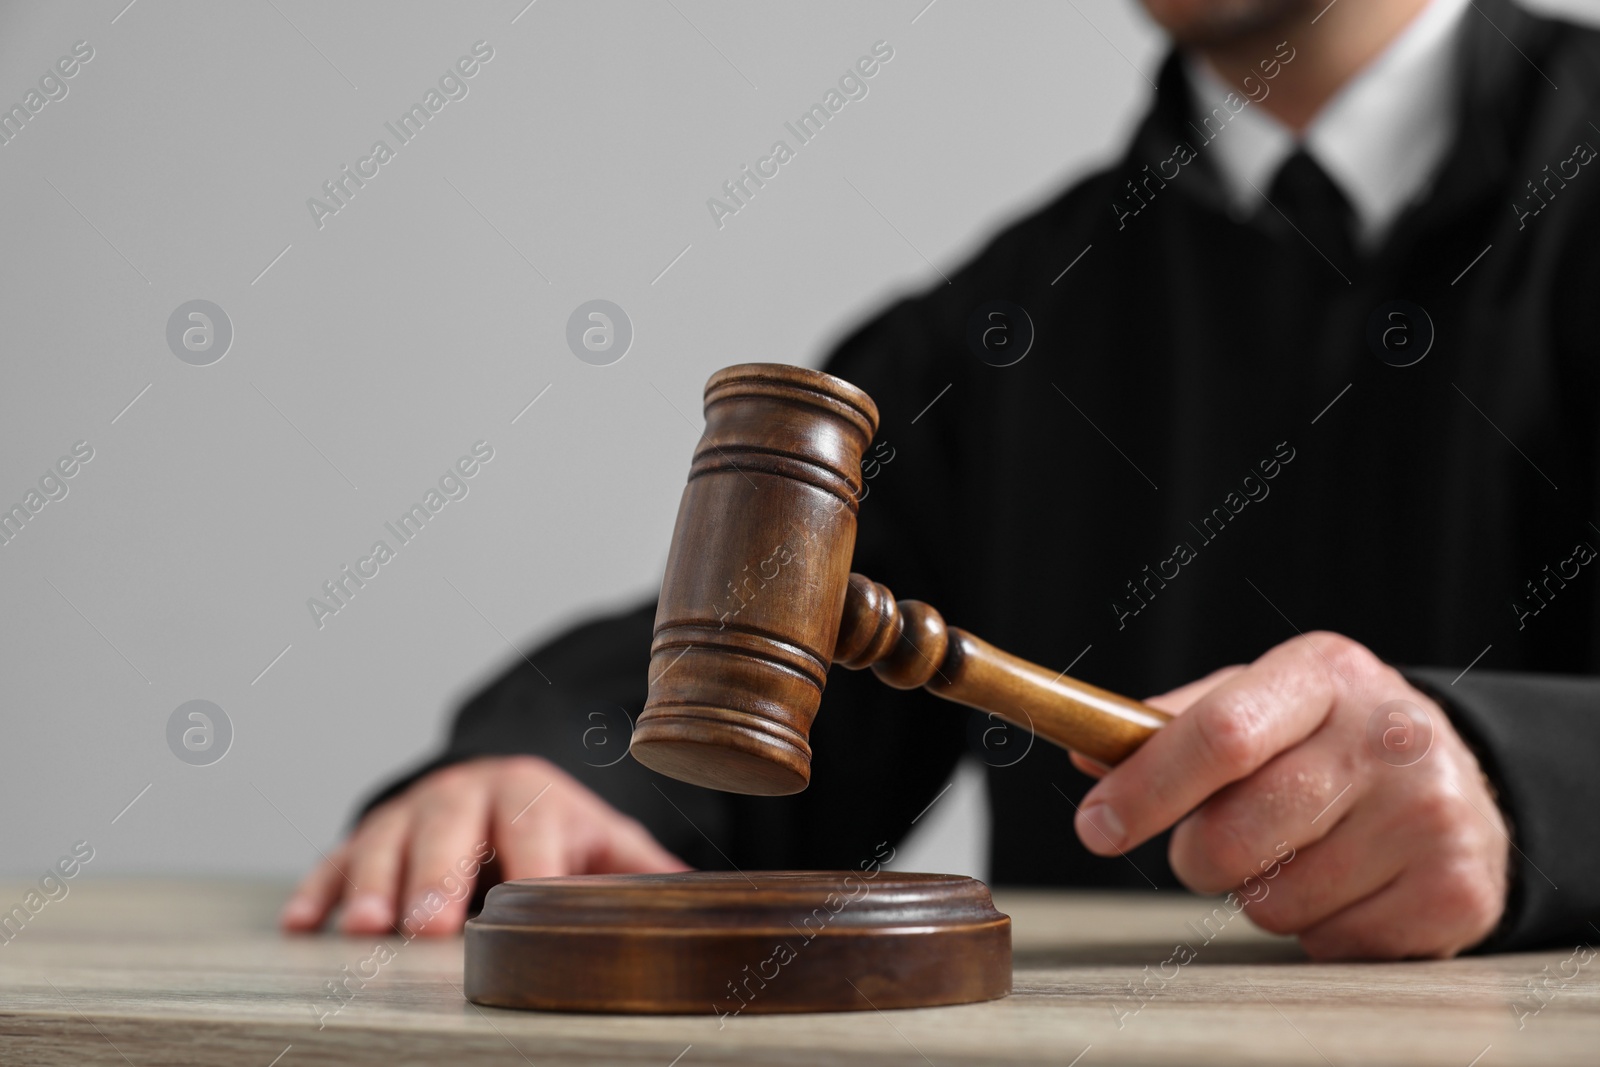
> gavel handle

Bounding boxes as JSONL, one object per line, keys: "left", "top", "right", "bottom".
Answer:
{"left": 834, "top": 574, "right": 1172, "bottom": 766}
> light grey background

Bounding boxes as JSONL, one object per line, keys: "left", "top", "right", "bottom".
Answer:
{"left": 2, "top": 0, "right": 1595, "bottom": 883}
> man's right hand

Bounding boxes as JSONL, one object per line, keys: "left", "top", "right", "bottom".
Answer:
{"left": 279, "top": 755, "right": 690, "bottom": 936}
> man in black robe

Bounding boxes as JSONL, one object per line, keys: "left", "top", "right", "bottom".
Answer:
{"left": 283, "top": 0, "right": 1600, "bottom": 959}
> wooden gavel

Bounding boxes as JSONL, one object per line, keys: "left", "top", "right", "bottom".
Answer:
{"left": 629, "top": 363, "right": 1172, "bottom": 795}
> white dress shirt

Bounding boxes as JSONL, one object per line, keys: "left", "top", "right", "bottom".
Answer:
{"left": 1183, "top": 0, "right": 1471, "bottom": 249}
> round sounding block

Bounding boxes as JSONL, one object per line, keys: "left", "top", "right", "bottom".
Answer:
{"left": 463, "top": 870, "right": 1011, "bottom": 1014}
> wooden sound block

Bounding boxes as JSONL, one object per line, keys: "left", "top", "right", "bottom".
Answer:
{"left": 464, "top": 870, "right": 1011, "bottom": 1015}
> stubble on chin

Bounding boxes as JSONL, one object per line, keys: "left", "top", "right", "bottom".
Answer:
{"left": 1143, "top": 0, "right": 1315, "bottom": 47}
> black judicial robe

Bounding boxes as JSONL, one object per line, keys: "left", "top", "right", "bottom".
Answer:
{"left": 370, "top": 0, "right": 1600, "bottom": 951}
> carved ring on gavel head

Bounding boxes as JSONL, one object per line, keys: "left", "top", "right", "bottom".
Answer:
{"left": 628, "top": 363, "right": 1172, "bottom": 796}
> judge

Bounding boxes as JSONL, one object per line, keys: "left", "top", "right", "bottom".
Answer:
{"left": 284, "top": 0, "right": 1600, "bottom": 960}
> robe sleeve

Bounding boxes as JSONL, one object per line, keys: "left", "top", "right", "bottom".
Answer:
{"left": 1404, "top": 667, "right": 1600, "bottom": 951}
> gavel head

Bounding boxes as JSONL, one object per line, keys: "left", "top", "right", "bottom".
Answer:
{"left": 629, "top": 363, "right": 879, "bottom": 796}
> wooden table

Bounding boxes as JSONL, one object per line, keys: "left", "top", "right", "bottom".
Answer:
{"left": 1, "top": 879, "right": 1594, "bottom": 1065}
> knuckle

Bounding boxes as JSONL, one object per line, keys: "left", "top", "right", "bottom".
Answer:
{"left": 1464, "top": 880, "right": 1505, "bottom": 939}
{"left": 423, "top": 762, "right": 478, "bottom": 794}
{"left": 1309, "top": 631, "right": 1374, "bottom": 682}
{"left": 1194, "top": 694, "right": 1271, "bottom": 775}
{"left": 1428, "top": 861, "right": 1504, "bottom": 942}
{"left": 500, "top": 754, "right": 560, "bottom": 785}
{"left": 1410, "top": 783, "right": 1463, "bottom": 836}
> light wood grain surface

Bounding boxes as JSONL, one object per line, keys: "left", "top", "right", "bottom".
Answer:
{"left": 0, "top": 878, "right": 1594, "bottom": 1065}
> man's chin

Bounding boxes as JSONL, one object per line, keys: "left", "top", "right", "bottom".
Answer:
{"left": 1141, "top": 0, "right": 1316, "bottom": 47}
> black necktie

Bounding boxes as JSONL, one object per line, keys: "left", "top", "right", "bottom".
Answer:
{"left": 1267, "top": 148, "right": 1356, "bottom": 274}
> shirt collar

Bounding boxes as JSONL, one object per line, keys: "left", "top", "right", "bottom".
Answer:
{"left": 1182, "top": 0, "right": 1471, "bottom": 248}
